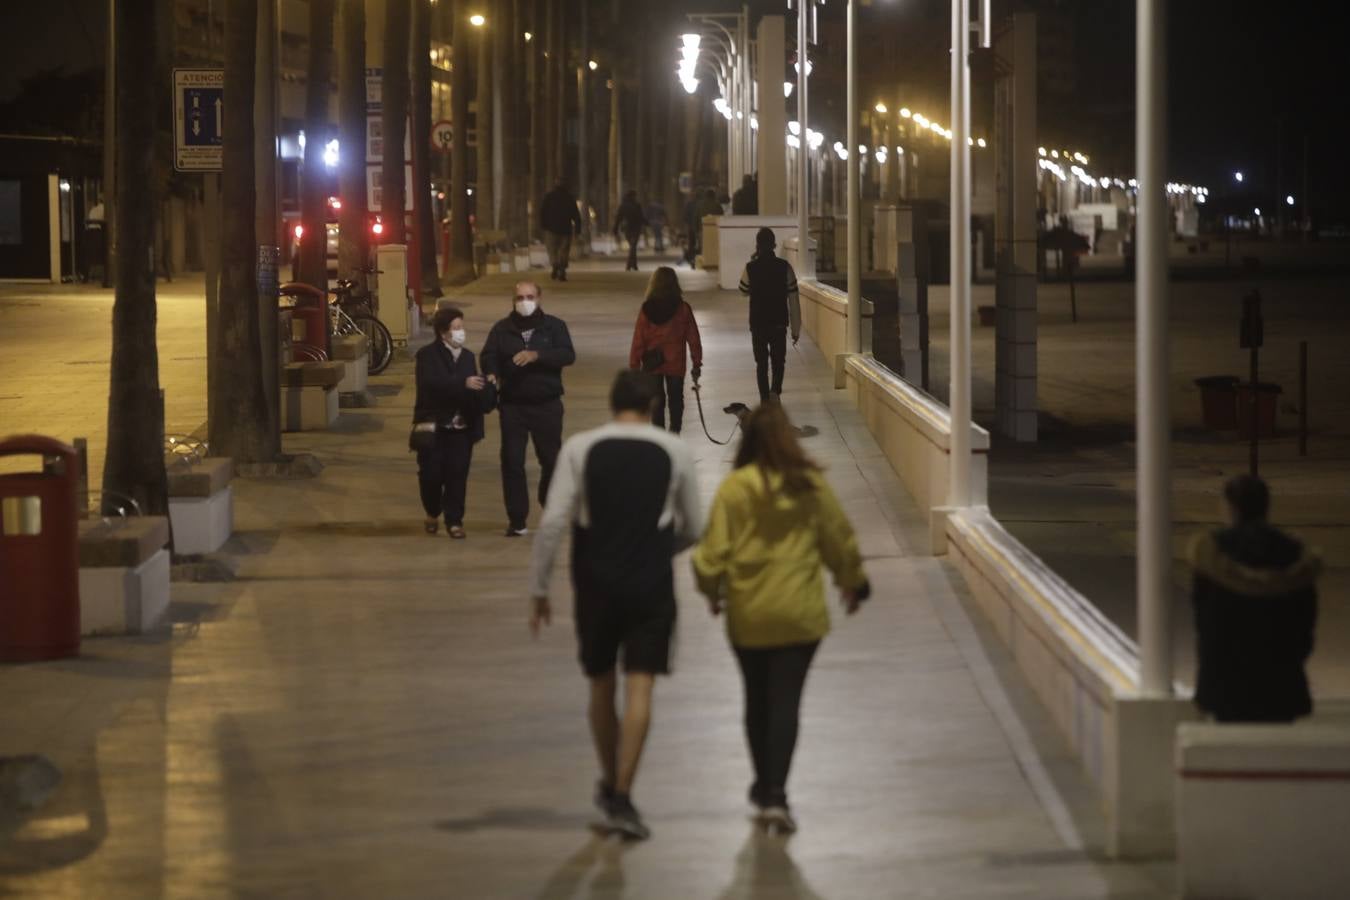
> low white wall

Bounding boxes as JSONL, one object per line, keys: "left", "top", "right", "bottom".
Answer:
{"left": 1177, "top": 723, "right": 1350, "bottom": 898}
{"left": 841, "top": 355, "right": 988, "bottom": 522}
{"left": 79, "top": 548, "right": 171, "bottom": 636}
{"left": 822, "top": 346, "right": 1188, "bottom": 858}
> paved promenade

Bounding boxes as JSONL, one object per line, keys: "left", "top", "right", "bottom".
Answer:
{"left": 0, "top": 255, "right": 1169, "bottom": 897}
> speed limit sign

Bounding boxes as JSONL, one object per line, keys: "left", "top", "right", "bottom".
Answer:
{"left": 432, "top": 120, "right": 453, "bottom": 153}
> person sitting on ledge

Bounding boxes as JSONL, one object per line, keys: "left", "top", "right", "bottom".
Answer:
{"left": 1191, "top": 475, "right": 1321, "bottom": 724}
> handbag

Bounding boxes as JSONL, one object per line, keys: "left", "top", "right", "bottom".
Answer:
{"left": 640, "top": 347, "right": 665, "bottom": 372}
{"left": 409, "top": 421, "right": 437, "bottom": 452}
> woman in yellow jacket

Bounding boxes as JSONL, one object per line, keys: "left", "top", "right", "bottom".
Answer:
{"left": 692, "top": 403, "right": 870, "bottom": 832}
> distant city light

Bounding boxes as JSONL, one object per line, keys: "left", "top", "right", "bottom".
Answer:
{"left": 784, "top": 81, "right": 794, "bottom": 98}
{"left": 788, "top": 120, "right": 801, "bottom": 136}
{"left": 589, "top": 60, "right": 598, "bottom": 71}
{"left": 469, "top": 14, "right": 485, "bottom": 27}
{"left": 899, "top": 107, "right": 912, "bottom": 118}
{"left": 976, "top": 138, "right": 987, "bottom": 148}
{"left": 1254, "top": 207, "right": 1261, "bottom": 216}
{"left": 523, "top": 31, "right": 532, "bottom": 41}
{"left": 874, "top": 102, "right": 887, "bottom": 114}
{"left": 1286, "top": 194, "right": 1295, "bottom": 206}
{"left": 323, "top": 139, "right": 339, "bottom": 168}
{"left": 1234, "top": 171, "right": 1244, "bottom": 183}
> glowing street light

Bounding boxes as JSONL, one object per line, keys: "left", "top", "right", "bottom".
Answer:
{"left": 1234, "top": 171, "right": 1244, "bottom": 183}
{"left": 874, "top": 102, "right": 887, "bottom": 114}
{"left": 783, "top": 81, "right": 794, "bottom": 98}
{"left": 323, "top": 138, "right": 339, "bottom": 168}
{"left": 469, "top": 13, "right": 485, "bottom": 27}
{"left": 681, "top": 33, "right": 702, "bottom": 51}
{"left": 1254, "top": 206, "right": 1261, "bottom": 216}
{"left": 788, "top": 120, "right": 801, "bottom": 136}
{"left": 523, "top": 31, "right": 532, "bottom": 41}
{"left": 899, "top": 107, "right": 912, "bottom": 118}
{"left": 588, "top": 60, "right": 598, "bottom": 71}
{"left": 1286, "top": 194, "right": 1295, "bottom": 206}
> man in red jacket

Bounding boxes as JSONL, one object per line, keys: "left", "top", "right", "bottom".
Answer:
{"left": 628, "top": 267, "right": 703, "bottom": 433}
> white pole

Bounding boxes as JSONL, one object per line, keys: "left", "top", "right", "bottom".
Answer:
{"left": 846, "top": 0, "right": 860, "bottom": 352}
{"left": 1136, "top": 0, "right": 1172, "bottom": 696}
{"left": 949, "top": 0, "right": 972, "bottom": 507}
{"left": 797, "top": 0, "right": 808, "bottom": 267}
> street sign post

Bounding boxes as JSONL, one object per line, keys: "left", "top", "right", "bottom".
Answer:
{"left": 173, "top": 68, "right": 224, "bottom": 172}
{"left": 432, "top": 120, "right": 453, "bottom": 154}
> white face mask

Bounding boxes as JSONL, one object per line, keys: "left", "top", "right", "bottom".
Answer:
{"left": 514, "top": 299, "right": 538, "bottom": 317}
{"left": 448, "top": 328, "right": 466, "bottom": 348}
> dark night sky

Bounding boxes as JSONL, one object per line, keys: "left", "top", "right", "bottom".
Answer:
{"left": 4, "top": 0, "right": 1348, "bottom": 222}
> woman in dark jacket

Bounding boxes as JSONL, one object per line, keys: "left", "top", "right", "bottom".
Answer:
{"left": 413, "top": 306, "right": 497, "bottom": 539}
{"left": 628, "top": 266, "right": 703, "bottom": 433}
{"left": 1191, "top": 475, "right": 1321, "bottom": 722}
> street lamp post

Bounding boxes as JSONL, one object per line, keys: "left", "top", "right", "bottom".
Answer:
{"left": 949, "top": 0, "right": 972, "bottom": 508}
{"left": 796, "top": 1, "right": 808, "bottom": 267}
{"left": 846, "top": 0, "right": 860, "bottom": 352}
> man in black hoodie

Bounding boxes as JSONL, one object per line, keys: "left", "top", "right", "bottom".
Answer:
{"left": 481, "top": 280, "right": 577, "bottom": 535}
{"left": 737, "top": 227, "right": 801, "bottom": 402}
{"left": 1191, "top": 475, "right": 1322, "bottom": 723}
{"left": 541, "top": 181, "right": 584, "bottom": 282}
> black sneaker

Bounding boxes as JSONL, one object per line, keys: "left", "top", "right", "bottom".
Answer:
{"left": 505, "top": 525, "right": 528, "bottom": 537}
{"left": 594, "top": 779, "right": 617, "bottom": 816}
{"left": 759, "top": 805, "right": 797, "bottom": 834}
{"left": 606, "top": 794, "right": 651, "bottom": 841}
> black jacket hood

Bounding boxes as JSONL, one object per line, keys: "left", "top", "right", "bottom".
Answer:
{"left": 1190, "top": 530, "right": 1323, "bottom": 597}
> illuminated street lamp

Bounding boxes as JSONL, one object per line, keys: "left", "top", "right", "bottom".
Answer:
{"left": 1234, "top": 171, "right": 1244, "bottom": 183}
{"left": 1285, "top": 194, "right": 1295, "bottom": 206}
{"left": 874, "top": 102, "right": 887, "bottom": 114}
{"left": 469, "top": 13, "right": 485, "bottom": 27}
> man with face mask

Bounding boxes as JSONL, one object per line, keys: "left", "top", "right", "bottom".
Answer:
{"left": 412, "top": 307, "right": 496, "bottom": 539}
{"left": 480, "top": 281, "right": 577, "bottom": 536}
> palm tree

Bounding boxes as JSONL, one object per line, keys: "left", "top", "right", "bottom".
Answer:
{"left": 445, "top": 2, "right": 475, "bottom": 284}
{"left": 382, "top": 0, "right": 411, "bottom": 245}
{"left": 411, "top": 0, "right": 443, "bottom": 296}
{"left": 299, "top": 0, "right": 335, "bottom": 303}
{"left": 208, "top": 0, "right": 273, "bottom": 464}
{"left": 474, "top": 1, "right": 494, "bottom": 234}
{"left": 337, "top": 0, "right": 370, "bottom": 284}
{"left": 102, "top": 0, "right": 168, "bottom": 516}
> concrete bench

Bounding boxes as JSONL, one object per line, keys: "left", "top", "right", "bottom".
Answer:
{"left": 78, "top": 516, "right": 170, "bottom": 635}
{"left": 282, "top": 361, "right": 346, "bottom": 431}
{"left": 1177, "top": 722, "right": 1350, "bottom": 899}
{"left": 166, "top": 456, "right": 233, "bottom": 555}
{"left": 331, "top": 334, "right": 369, "bottom": 395}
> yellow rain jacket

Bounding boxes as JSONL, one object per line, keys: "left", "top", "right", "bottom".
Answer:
{"left": 692, "top": 464, "right": 867, "bottom": 648}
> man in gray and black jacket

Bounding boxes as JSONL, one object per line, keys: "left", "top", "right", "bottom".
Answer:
{"left": 480, "top": 280, "right": 576, "bottom": 536}
{"left": 738, "top": 227, "right": 801, "bottom": 401}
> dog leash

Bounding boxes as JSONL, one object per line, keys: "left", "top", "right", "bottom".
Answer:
{"left": 690, "top": 379, "right": 740, "bottom": 446}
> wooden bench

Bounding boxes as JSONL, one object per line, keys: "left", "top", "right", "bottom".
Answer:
{"left": 166, "top": 456, "right": 233, "bottom": 555}
{"left": 1177, "top": 721, "right": 1350, "bottom": 898}
{"left": 77, "top": 516, "right": 170, "bottom": 635}
{"left": 282, "top": 361, "right": 346, "bottom": 431}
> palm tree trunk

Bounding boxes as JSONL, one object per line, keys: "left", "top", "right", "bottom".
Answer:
{"left": 382, "top": 0, "right": 411, "bottom": 245}
{"left": 550, "top": 0, "right": 565, "bottom": 184}
{"left": 208, "top": 0, "right": 272, "bottom": 464}
{"left": 103, "top": 0, "right": 168, "bottom": 516}
{"left": 445, "top": 3, "right": 475, "bottom": 283}
{"left": 497, "top": 0, "right": 520, "bottom": 244}
{"left": 337, "top": 0, "right": 369, "bottom": 283}
{"left": 254, "top": 0, "right": 281, "bottom": 459}
{"left": 527, "top": 0, "right": 543, "bottom": 237}
{"left": 299, "top": 0, "right": 334, "bottom": 298}
{"left": 475, "top": 5, "right": 494, "bottom": 232}
{"left": 411, "top": 0, "right": 442, "bottom": 296}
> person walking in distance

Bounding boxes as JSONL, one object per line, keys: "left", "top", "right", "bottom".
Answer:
{"left": 412, "top": 307, "right": 497, "bottom": 539}
{"left": 738, "top": 228, "right": 801, "bottom": 402}
{"left": 530, "top": 370, "right": 703, "bottom": 840}
{"left": 541, "top": 180, "right": 583, "bottom": 281}
{"left": 629, "top": 266, "right": 703, "bottom": 434}
{"left": 693, "top": 402, "right": 869, "bottom": 833}
{"left": 614, "top": 190, "right": 648, "bottom": 272}
{"left": 645, "top": 198, "right": 667, "bottom": 252}
{"left": 480, "top": 281, "right": 576, "bottom": 536}
{"left": 1191, "top": 475, "right": 1322, "bottom": 723}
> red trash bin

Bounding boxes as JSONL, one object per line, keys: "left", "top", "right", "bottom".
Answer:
{"left": 0, "top": 435, "right": 81, "bottom": 662}
{"left": 279, "top": 281, "right": 329, "bottom": 361}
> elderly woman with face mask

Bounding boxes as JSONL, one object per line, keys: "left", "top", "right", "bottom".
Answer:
{"left": 479, "top": 280, "right": 577, "bottom": 536}
{"left": 412, "top": 306, "right": 496, "bottom": 539}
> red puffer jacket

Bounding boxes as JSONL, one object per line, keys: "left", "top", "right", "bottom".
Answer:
{"left": 629, "top": 296, "right": 703, "bottom": 377}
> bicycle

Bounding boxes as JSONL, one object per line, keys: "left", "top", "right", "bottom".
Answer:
{"left": 330, "top": 268, "right": 394, "bottom": 375}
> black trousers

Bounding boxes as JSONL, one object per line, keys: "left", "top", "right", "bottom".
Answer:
{"left": 623, "top": 232, "right": 641, "bottom": 270}
{"left": 651, "top": 375, "right": 685, "bottom": 433}
{"left": 733, "top": 640, "right": 820, "bottom": 808}
{"left": 417, "top": 430, "right": 474, "bottom": 526}
{"left": 751, "top": 326, "right": 788, "bottom": 400}
{"left": 499, "top": 399, "right": 564, "bottom": 529}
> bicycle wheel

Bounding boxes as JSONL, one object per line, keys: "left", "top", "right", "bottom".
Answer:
{"left": 353, "top": 314, "right": 394, "bottom": 375}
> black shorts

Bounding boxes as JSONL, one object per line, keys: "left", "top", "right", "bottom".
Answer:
{"left": 574, "top": 593, "right": 675, "bottom": 678}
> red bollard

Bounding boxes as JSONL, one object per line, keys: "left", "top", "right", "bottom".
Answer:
{"left": 0, "top": 435, "right": 81, "bottom": 662}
